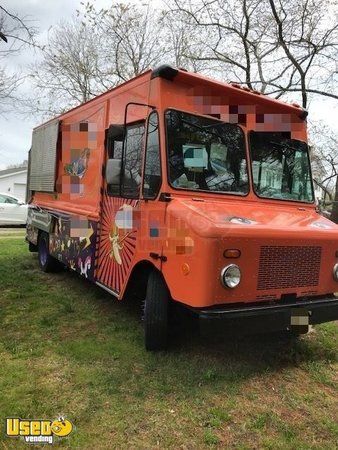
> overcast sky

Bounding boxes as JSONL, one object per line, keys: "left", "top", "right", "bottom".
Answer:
{"left": 0, "top": 0, "right": 337, "bottom": 170}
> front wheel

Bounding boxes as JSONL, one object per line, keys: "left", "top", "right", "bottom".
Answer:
{"left": 144, "top": 270, "right": 169, "bottom": 351}
{"left": 38, "top": 232, "right": 62, "bottom": 273}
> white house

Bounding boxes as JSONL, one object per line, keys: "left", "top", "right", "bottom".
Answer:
{"left": 0, "top": 167, "right": 28, "bottom": 201}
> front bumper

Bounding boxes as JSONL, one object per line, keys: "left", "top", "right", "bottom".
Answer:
{"left": 189, "top": 296, "right": 338, "bottom": 335}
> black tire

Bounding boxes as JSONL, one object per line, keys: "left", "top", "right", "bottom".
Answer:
{"left": 38, "top": 232, "right": 62, "bottom": 273}
{"left": 28, "top": 241, "right": 38, "bottom": 252}
{"left": 144, "top": 270, "right": 169, "bottom": 351}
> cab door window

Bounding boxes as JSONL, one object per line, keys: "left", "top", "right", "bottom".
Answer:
{"left": 143, "top": 112, "right": 161, "bottom": 199}
{"left": 121, "top": 123, "right": 145, "bottom": 198}
{"left": 105, "top": 126, "right": 124, "bottom": 196}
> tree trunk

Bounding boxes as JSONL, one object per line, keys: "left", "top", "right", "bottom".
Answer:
{"left": 330, "top": 176, "right": 338, "bottom": 224}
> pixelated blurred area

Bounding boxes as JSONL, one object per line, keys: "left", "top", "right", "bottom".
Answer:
{"left": 55, "top": 113, "right": 105, "bottom": 199}
{"left": 166, "top": 220, "right": 194, "bottom": 255}
{"left": 168, "top": 84, "right": 305, "bottom": 140}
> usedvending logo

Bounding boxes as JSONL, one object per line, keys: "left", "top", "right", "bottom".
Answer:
{"left": 5, "top": 416, "right": 73, "bottom": 444}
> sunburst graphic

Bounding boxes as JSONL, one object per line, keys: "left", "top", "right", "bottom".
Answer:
{"left": 96, "top": 196, "right": 137, "bottom": 293}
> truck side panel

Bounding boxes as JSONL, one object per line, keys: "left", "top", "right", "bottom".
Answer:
{"left": 28, "top": 74, "right": 155, "bottom": 297}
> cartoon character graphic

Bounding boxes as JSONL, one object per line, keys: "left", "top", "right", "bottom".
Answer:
{"left": 109, "top": 204, "right": 135, "bottom": 265}
{"left": 50, "top": 417, "right": 73, "bottom": 437}
{"left": 79, "top": 224, "right": 94, "bottom": 250}
{"left": 109, "top": 226, "right": 123, "bottom": 265}
{"left": 96, "top": 200, "right": 138, "bottom": 292}
{"left": 56, "top": 217, "right": 62, "bottom": 235}
{"left": 78, "top": 256, "right": 91, "bottom": 278}
{"left": 64, "top": 148, "right": 90, "bottom": 178}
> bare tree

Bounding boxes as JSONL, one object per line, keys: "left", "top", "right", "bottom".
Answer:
{"left": 159, "top": 9, "right": 212, "bottom": 73}
{"left": 0, "top": 5, "right": 37, "bottom": 115}
{"left": 84, "top": 2, "right": 167, "bottom": 82}
{"left": 166, "top": 0, "right": 295, "bottom": 89}
{"left": 166, "top": 0, "right": 338, "bottom": 221}
{"left": 267, "top": 0, "right": 338, "bottom": 108}
{"left": 28, "top": 3, "right": 170, "bottom": 116}
{"left": 28, "top": 18, "right": 115, "bottom": 116}
{"left": 166, "top": 0, "right": 338, "bottom": 108}
{"left": 0, "top": 5, "right": 36, "bottom": 47}
{"left": 332, "top": 171, "right": 338, "bottom": 224}
{"left": 25, "top": 0, "right": 338, "bottom": 160}
{"left": 309, "top": 122, "right": 338, "bottom": 223}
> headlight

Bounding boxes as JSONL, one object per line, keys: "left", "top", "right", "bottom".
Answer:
{"left": 333, "top": 263, "right": 338, "bottom": 281}
{"left": 221, "top": 264, "right": 241, "bottom": 288}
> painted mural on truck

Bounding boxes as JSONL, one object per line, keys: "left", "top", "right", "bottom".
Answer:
{"left": 49, "top": 214, "right": 97, "bottom": 281}
{"left": 95, "top": 196, "right": 139, "bottom": 294}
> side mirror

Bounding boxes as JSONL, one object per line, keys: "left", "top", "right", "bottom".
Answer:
{"left": 106, "top": 159, "right": 121, "bottom": 185}
{"left": 18, "top": 201, "right": 25, "bottom": 206}
{"left": 108, "top": 124, "right": 125, "bottom": 141}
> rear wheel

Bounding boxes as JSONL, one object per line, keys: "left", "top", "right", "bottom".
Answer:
{"left": 38, "top": 232, "right": 62, "bottom": 273}
{"left": 144, "top": 270, "right": 169, "bottom": 351}
{"left": 28, "top": 241, "right": 38, "bottom": 252}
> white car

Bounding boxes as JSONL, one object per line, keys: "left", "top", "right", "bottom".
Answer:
{"left": 0, "top": 193, "right": 28, "bottom": 225}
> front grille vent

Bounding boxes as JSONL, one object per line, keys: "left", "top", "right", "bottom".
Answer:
{"left": 258, "top": 246, "right": 321, "bottom": 290}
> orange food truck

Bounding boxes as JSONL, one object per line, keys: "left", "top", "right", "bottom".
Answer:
{"left": 26, "top": 65, "right": 338, "bottom": 350}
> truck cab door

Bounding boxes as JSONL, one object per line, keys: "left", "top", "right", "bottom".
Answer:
{"left": 139, "top": 111, "right": 167, "bottom": 271}
{"left": 95, "top": 122, "right": 145, "bottom": 295}
{"left": 95, "top": 110, "right": 167, "bottom": 296}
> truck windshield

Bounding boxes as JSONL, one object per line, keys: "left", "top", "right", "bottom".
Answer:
{"left": 165, "top": 109, "right": 249, "bottom": 195}
{"left": 250, "top": 132, "right": 314, "bottom": 203}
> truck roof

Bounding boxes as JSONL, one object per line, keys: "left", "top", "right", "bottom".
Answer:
{"left": 158, "top": 65, "right": 306, "bottom": 118}
{"left": 33, "top": 69, "right": 153, "bottom": 130}
{"left": 34, "top": 65, "right": 306, "bottom": 130}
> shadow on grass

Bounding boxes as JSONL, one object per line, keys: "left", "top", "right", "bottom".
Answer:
{"left": 58, "top": 265, "right": 337, "bottom": 382}
{"left": 3, "top": 248, "right": 335, "bottom": 397}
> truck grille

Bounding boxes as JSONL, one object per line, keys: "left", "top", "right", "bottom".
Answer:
{"left": 257, "top": 246, "right": 321, "bottom": 290}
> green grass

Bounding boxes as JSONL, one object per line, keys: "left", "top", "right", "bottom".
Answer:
{"left": 0, "top": 237, "right": 337, "bottom": 449}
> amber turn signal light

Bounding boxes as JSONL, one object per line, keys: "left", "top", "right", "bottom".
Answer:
{"left": 181, "top": 263, "right": 190, "bottom": 275}
{"left": 223, "top": 249, "right": 241, "bottom": 258}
